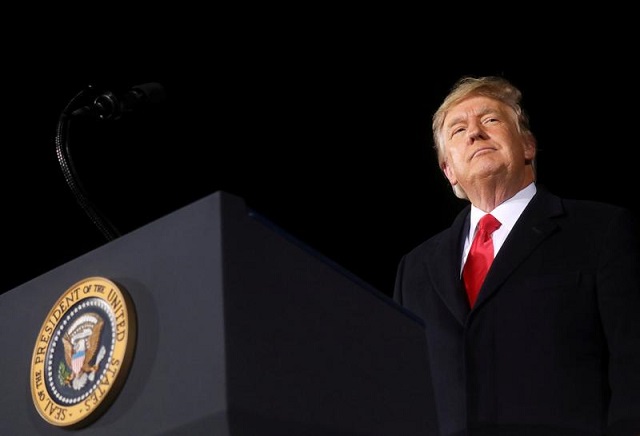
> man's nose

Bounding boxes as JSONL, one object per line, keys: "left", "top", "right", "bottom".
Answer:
{"left": 466, "top": 121, "right": 486, "bottom": 141}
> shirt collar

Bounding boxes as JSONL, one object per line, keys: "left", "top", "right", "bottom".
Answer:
{"left": 468, "top": 182, "right": 536, "bottom": 236}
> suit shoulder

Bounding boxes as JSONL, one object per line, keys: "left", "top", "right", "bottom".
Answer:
{"left": 561, "top": 196, "right": 628, "bottom": 212}
{"left": 537, "top": 187, "right": 632, "bottom": 218}
{"left": 552, "top": 196, "right": 640, "bottom": 242}
{"left": 560, "top": 197, "right": 635, "bottom": 222}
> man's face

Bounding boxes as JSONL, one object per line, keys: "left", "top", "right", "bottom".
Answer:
{"left": 440, "top": 95, "right": 535, "bottom": 192}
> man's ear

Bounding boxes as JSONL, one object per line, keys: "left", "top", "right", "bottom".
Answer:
{"left": 441, "top": 161, "right": 458, "bottom": 186}
{"left": 524, "top": 133, "right": 537, "bottom": 162}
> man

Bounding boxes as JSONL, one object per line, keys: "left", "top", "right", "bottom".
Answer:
{"left": 393, "top": 76, "right": 640, "bottom": 436}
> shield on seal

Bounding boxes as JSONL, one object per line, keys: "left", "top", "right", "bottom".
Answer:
{"left": 71, "top": 346, "right": 86, "bottom": 375}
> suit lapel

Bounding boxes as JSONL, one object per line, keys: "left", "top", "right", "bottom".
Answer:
{"left": 474, "top": 188, "right": 563, "bottom": 308}
{"left": 427, "top": 207, "right": 471, "bottom": 325}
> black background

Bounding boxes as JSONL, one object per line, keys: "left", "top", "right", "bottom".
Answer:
{"left": 2, "top": 17, "right": 637, "bottom": 297}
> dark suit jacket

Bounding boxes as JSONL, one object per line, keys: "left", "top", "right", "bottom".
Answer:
{"left": 393, "top": 186, "right": 640, "bottom": 436}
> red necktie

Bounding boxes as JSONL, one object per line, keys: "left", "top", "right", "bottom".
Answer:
{"left": 463, "top": 214, "right": 501, "bottom": 307}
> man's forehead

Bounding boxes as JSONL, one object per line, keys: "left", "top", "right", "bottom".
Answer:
{"left": 445, "top": 97, "right": 505, "bottom": 125}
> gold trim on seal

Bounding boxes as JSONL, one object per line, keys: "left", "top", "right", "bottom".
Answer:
{"left": 30, "top": 276, "right": 136, "bottom": 428}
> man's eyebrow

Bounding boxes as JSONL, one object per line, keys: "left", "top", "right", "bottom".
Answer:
{"left": 445, "top": 106, "right": 498, "bottom": 129}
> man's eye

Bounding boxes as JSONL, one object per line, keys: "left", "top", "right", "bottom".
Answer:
{"left": 452, "top": 127, "right": 465, "bottom": 136}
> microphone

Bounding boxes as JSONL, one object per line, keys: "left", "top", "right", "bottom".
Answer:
{"left": 71, "top": 82, "right": 166, "bottom": 120}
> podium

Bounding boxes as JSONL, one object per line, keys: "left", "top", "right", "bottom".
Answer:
{"left": 0, "top": 191, "right": 438, "bottom": 435}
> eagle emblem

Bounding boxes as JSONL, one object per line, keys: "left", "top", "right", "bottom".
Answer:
{"left": 31, "top": 277, "right": 136, "bottom": 427}
{"left": 60, "top": 312, "right": 107, "bottom": 390}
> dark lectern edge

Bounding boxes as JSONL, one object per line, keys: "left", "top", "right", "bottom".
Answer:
{"left": 247, "top": 208, "right": 425, "bottom": 327}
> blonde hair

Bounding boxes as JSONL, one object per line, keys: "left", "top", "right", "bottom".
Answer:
{"left": 432, "top": 76, "right": 535, "bottom": 199}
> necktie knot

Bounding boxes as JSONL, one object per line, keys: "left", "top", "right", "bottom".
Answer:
{"left": 478, "top": 213, "right": 501, "bottom": 234}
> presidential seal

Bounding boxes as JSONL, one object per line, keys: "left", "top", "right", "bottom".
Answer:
{"left": 30, "top": 276, "right": 136, "bottom": 428}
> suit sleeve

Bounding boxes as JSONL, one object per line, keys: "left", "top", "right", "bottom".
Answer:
{"left": 598, "top": 208, "right": 640, "bottom": 435}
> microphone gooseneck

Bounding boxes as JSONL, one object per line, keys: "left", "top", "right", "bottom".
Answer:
{"left": 55, "top": 82, "right": 166, "bottom": 242}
